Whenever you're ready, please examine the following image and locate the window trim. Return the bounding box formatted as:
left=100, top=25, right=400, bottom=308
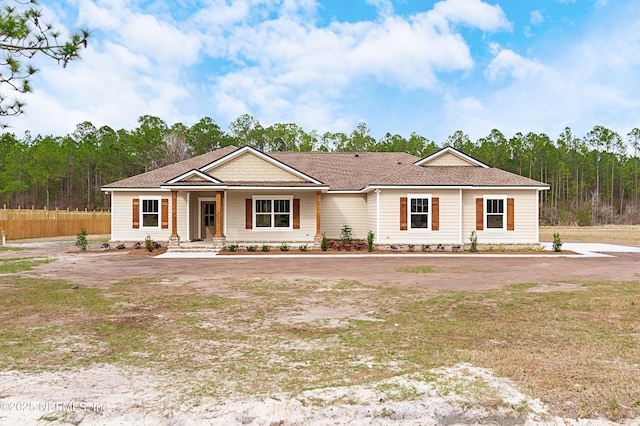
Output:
left=483, top=194, right=507, bottom=231
left=407, top=193, right=432, bottom=232
left=140, top=196, right=162, bottom=230
left=252, top=195, right=294, bottom=231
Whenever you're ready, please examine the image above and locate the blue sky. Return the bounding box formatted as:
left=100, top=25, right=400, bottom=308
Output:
left=6, top=0, right=640, bottom=144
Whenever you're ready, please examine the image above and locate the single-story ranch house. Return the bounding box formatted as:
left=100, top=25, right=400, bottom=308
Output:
left=102, top=145, right=549, bottom=250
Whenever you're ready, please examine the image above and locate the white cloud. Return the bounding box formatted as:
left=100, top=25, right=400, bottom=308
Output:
left=443, top=5, right=640, bottom=141
left=595, top=0, right=609, bottom=8
left=365, top=0, right=394, bottom=17
left=530, top=10, right=544, bottom=25
left=485, top=49, right=552, bottom=81
left=431, top=0, right=512, bottom=32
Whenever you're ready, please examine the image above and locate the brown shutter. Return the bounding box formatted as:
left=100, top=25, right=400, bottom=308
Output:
left=132, top=198, right=140, bottom=229
left=245, top=199, right=252, bottom=229
left=431, top=197, right=439, bottom=231
left=400, top=197, right=407, bottom=230
left=507, top=198, right=515, bottom=231
left=161, top=198, right=169, bottom=229
left=293, top=198, right=300, bottom=229
left=476, top=198, right=484, bottom=230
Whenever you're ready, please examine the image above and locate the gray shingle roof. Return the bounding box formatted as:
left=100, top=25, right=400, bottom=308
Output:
left=103, top=146, right=548, bottom=191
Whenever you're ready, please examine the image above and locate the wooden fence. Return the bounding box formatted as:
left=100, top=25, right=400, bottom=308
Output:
left=0, top=208, right=111, bottom=240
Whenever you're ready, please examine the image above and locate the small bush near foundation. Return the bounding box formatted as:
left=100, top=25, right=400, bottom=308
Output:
left=227, top=244, right=238, bottom=252
left=247, top=245, right=258, bottom=252
left=553, top=231, right=563, bottom=252
left=75, top=228, right=88, bottom=252
left=300, top=244, right=308, bottom=252
left=366, top=230, right=375, bottom=252
left=340, top=224, right=353, bottom=244
left=261, top=245, right=270, bottom=252
left=144, top=235, right=154, bottom=252
left=280, top=243, right=289, bottom=252
left=497, top=244, right=506, bottom=252
left=321, top=234, right=329, bottom=251
left=469, top=231, right=478, bottom=253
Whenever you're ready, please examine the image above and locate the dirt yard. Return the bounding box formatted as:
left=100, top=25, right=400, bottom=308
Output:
left=0, top=236, right=639, bottom=425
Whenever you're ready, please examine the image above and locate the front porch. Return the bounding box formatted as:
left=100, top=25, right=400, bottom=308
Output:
left=167, top=189, right=324, bottom=252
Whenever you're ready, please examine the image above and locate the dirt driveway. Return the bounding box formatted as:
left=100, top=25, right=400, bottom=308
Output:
left=25, top=243, right=640, bottom=292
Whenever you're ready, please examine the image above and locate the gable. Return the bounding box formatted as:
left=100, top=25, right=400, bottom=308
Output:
left=415, top=147, right=488, bottom=168
left=210, top=152, right=307, bottom=182
left=422, top=152, right=476, bottom=167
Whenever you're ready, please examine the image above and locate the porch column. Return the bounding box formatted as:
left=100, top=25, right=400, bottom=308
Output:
left=315, top=192, right=322, bottom=237
left=314, top=192, right=322, bottom=248
left=169, top=190, right=180, bottom=246
left=215, top=191, right=224, bottom=238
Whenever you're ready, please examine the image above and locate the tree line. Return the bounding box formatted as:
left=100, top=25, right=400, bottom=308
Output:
left=1, top=113, right=639, bottom=225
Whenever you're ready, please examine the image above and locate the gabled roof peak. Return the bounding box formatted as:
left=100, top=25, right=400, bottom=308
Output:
left=414, top=146, right=489, bottom=168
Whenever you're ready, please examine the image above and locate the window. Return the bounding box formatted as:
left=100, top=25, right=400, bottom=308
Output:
left=254, top=196, right=292, bottom=230
left=408, top=194, right=431, bottom=231
left=485, top=196, right=506, bottom=230
left=141, top=197, right=160, bottom=228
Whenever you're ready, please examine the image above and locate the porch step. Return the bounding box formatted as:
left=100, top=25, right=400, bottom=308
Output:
left=167, top=243, right=221, bottom=253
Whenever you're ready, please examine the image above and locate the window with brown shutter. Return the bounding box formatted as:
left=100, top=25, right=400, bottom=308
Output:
left=400, top=197, right=407, bottom=230
left=161, top=198, right=169, bottom=229
left=132, top=198, right=140, bottom=229
left=507, top=198, right=515, bottom=231
left=293, top=198, right=300, bottom=229
left=245, top=199, right=252, bottom=229
left=431, top=197, right=439, bottom=231
left=476, top=198, right=484, bottom=230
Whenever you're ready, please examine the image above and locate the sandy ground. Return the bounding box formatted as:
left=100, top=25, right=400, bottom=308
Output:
left=1, top=240, right=640, bottom=425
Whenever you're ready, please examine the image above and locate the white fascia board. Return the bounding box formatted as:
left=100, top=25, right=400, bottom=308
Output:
left=362, top=185, right=549, bottom=193
left=414, top=146, right=489, bottom=168
left=472, top=186, right=550, bottom=191
left=200, top=146, right=324, bottom=185
left=101, top=187, right=171, bottom=192
left=165, top=169, right=222, bottom=184
left=362, top=185, right=474, bottom=193
left=227, top=185, right=329, bottom=192
left=160, top=185, right=229, bottom=190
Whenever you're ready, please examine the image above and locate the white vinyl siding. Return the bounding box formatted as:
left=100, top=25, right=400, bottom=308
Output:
left=378, top=189, right=460, bottom=244
left=463, top=190, right=539, bottom=244
left=320, top=193, right=368, bottom=239
left=225, top=191, right=314, bottom=243
left=211, top=152, right=305, bottom=182
left=110, top=191, right=172, bottom=241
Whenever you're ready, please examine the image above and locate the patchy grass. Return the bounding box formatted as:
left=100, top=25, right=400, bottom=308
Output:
left=0, top=246, right=25, bottom=252
left=396, top=265, right=435, bottom=274
left=540, top=225, right=640, bottom=245
left=0, top=257, right=54, bottom=273
left=0, top=275, right=638, bottom=421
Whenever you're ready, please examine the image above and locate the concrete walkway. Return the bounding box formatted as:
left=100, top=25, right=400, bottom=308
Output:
left=155, top=242, right=640, bottom=259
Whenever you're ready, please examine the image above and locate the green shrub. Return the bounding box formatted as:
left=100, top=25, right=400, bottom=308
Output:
left=366, top=230, right=375, bottom=252
left=145, top=235, right=154, bottom=252
left=483, top=245, right=494, bottom=252
left=340, top=224, right=352, bottom=244
left=299, top=244, right=308, bottom=252
left=75, top=228, right=88, bottom=251
left=497, top=244, right=506, bottom=252
left=321, top=234, right=328, bottom=251
left=280, top=243, right=289, bottom=252
left=553, top=231, right=563, bottom=252
left=247, top=245, right=258, bottom=252
left=227, top=244, right=238, bottom=252
left=469, top=231, right=478, bottom=253
left=261, top=245, right=270, bottom=252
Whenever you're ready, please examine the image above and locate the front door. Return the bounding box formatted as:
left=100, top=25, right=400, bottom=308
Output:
left=202, top=202, right=216, bottom=239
